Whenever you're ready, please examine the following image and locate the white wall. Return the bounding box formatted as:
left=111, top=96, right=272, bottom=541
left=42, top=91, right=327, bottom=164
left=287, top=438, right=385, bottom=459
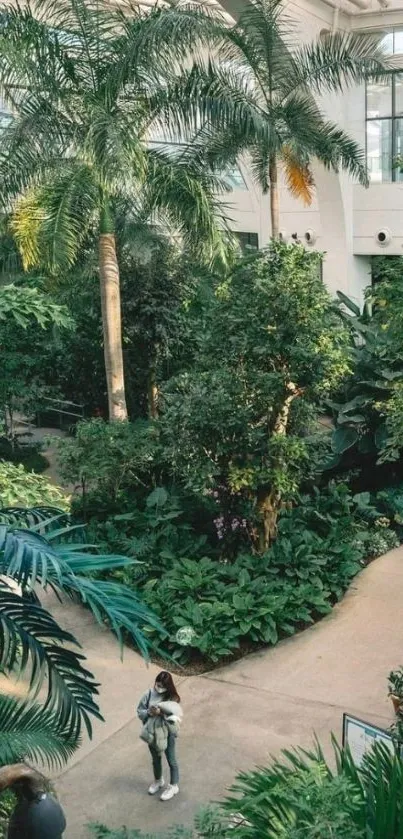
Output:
left=220, top=0, right=403, bottom=300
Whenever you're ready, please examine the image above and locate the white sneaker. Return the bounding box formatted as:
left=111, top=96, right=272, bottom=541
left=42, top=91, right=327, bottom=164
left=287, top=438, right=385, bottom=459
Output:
left=148, top=778, right=164, bottom=795
left=160, top=784, right=179, bottom=801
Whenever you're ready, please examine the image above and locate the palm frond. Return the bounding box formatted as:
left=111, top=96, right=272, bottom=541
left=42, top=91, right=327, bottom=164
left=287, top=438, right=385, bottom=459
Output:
left=0, top=587, right=102, bottom=738
left=0, top=694, right=79, bottom=768
left=224, top=0, right=294, bottom=99
left=0, top=4, right=78, bottom=96
left=148, top=58, right=266, bottom=151
left=144, top=146, right=234, bottom=267
left=0, top=506, right=70, bottom=532
left=12, top=166, right=98, bottom=272
left=110, top=1, right=226, bottom=96
left=282, top=147, right=314, bottom=204
left=51, top=575, right=161, bottom=659
left=284, top=31, right=392, bottom=98
left=310, top=121, right=369, bottom=186
left=279, top=92, right=368, bottom=186
left=250, top=142, right=271, bottom=193
left=0, top=509, right=163, bottom=657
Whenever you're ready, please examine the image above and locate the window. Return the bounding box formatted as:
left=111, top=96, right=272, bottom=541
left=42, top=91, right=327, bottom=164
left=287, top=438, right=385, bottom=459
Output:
left=379, top=29, right=403, bottom=54
left=235, top=232, right=258, bottom=252
left=148, top=138, right=247, bottom=191
left=366, top=74, right=403, bottom=182
left=222, top=165, right=247, bottom=190
left=0, top=95, right=12, bottom=130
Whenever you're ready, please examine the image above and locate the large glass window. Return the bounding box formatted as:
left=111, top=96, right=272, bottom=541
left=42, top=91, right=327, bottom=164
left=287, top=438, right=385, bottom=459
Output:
left=366, top=73, right=403, bottom=182
left=366, top=28, right=403, bottom=181
left=379, top=29, right=403, bottom=54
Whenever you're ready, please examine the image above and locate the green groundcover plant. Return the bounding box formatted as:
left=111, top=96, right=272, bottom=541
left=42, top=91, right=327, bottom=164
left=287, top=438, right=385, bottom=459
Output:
left=94, top=483, right=398, bottom=665
left=88, top=740, right=403, bottom=838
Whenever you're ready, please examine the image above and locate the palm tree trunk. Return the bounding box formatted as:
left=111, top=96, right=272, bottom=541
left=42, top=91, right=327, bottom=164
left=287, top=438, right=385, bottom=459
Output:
left=99, top=205, right=128, bottom=422
left=269, top=154, right=280, bottom=239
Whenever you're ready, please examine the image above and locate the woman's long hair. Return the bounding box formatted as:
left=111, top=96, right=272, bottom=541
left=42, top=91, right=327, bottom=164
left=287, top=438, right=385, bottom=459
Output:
left=155, top=671, right=180, bottom=702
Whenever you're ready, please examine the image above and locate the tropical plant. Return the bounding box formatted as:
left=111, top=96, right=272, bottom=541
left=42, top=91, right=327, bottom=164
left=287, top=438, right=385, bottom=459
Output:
left=0, top=283, right=69, bottom=330
left=0, top=0, right=231, bottom=421
left=0, top=791, right=15, bottom=839
left=375, top=484, right=403, bottom=539
left=89, top=741, right=403, bottom=839
left=219, top=739, right=403, bottom=838
left=325, top=291, right=403, bottom=475
left=0, top=461, right=69, bottom=508
left=183, top=0, right=389, bottom=236
left=105, top=484, right=371, bottom=665
left=53, top=418, right=161, bottom=507
left=162, top=242, right=350, bottom=550
left=0, top=279, right=72, bottom=446
left=0, top=505, right=162, bottom=768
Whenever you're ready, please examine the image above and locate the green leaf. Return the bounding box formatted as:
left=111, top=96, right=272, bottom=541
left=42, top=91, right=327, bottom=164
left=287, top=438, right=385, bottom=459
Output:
left=0, top=588, right=102, bottom=739
left=146, top=487, right=169, bottom=508
left=0, top=694, right=79, bottom=768
left=337, top=290, right=361, bottom=317
left=375, top=423, right=389, bottom=450
left=332, top=427, right=359, bottom=454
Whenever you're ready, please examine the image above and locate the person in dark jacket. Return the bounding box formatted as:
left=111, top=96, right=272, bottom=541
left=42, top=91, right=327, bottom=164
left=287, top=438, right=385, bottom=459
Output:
left=0, top=763, right=66, bottom=839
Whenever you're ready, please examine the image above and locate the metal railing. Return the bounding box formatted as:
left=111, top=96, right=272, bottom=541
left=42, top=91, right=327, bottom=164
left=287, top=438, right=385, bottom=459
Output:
left=36, top=397, right=84, bottom=428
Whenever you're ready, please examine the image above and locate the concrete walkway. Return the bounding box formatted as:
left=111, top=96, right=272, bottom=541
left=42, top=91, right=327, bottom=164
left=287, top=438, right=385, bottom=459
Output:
left=47, top=546, right=403, bottom=838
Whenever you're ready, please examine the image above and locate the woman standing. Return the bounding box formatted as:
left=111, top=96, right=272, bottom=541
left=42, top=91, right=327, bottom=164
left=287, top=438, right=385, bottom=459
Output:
left=137, top=671, right=182, bottom=801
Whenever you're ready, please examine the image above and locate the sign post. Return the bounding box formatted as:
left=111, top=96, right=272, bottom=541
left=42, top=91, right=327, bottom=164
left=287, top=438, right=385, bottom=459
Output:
left=342, top=713, right=395, bottom=767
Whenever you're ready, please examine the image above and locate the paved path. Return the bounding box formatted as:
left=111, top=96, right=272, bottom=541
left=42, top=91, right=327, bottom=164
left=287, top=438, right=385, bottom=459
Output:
left=46, top=546, right=403, bottom=838
left=14, top=420, right=71, bottom=488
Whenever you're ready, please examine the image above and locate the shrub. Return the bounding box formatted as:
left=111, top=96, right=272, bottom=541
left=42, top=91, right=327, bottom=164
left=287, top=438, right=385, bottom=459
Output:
left=89, top=482, right=399, bottom=666
left=135, top=489, right=370, bottom=663
left=55, top=418, right=161, bottom=511
left=376, top=484, right=403, bottom=538
left=90, top=741, right=403, bottom=839
left=85, top=487, right=214, bottom=575
left=353, top=527, right=399, bottom=559
left=161, top=242, right=350, bottom=551
left=0, top=460, right=68, bottom=509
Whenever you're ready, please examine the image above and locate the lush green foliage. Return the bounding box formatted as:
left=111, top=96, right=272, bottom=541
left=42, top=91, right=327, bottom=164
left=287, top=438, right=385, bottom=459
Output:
left=80, top=481, right=393, bottom=665
left=51, top=247, right=403, bottom=667
left=0, top=0, right=231, bottom=274
left=324, top=289, right=403, bottom=480
left=0, top=281, right=72, bottom=443
left=161, top=243, right=349, bottom=549
left=18, top=234, right=209, bottom=419
left=0, top=284, right=70, bottom=329
left=90, top=741, right=403, bottom=839
left=54, top=418, right=161, bottom=507
left=0, top=792, right=15, bottom=839
left=0, top=461, right=68, bottom=508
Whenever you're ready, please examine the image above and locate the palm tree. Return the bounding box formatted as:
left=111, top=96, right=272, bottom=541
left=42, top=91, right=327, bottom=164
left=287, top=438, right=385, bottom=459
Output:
left=0, top=0, right=229, bottom=420
left=183, top=0, right=389, bottom=238
left=0, top=504, right=162, bottom=768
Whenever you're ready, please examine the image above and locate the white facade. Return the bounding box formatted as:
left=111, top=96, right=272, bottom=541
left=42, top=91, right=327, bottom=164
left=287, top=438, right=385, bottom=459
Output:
left=222, top=0, right=403, bottom=300
left=2, top=0, right=403, bottom=300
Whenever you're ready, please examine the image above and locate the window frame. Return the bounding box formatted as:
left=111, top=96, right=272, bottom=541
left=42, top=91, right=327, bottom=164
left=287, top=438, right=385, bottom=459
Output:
left=365, top=72, right=403, bottom=183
